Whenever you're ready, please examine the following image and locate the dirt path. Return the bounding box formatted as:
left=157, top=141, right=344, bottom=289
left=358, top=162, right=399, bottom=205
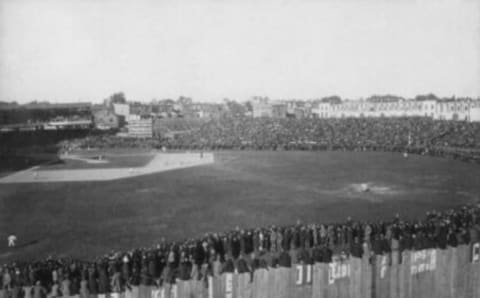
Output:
left=0, top=152, right=214, bottom=183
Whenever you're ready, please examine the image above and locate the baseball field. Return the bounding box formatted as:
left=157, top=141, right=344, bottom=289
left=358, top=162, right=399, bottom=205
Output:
left=0, top=150, right=479, bottom=263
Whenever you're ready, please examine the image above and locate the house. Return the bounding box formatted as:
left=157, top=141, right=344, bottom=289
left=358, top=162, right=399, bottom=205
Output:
left=93, top=107, right=119, bottom=130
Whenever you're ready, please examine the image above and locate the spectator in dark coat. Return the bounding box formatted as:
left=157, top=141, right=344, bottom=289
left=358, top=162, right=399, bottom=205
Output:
left=97, top=263, right=109, bottom=294
left=87, top=266, right=97, bottom=296
left=350, top=237, right=364, bottom=258
left=221, top=258, right=234, bottom=273
left=277, top=250, right=291, bottom=268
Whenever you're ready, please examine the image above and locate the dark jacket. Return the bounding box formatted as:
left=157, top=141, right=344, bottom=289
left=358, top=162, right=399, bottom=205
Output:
left=278, top=251, right=291, bottom=268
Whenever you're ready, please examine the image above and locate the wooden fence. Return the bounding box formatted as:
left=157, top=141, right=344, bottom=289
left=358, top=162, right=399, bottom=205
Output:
left=104, top=243, right=480, bottom=298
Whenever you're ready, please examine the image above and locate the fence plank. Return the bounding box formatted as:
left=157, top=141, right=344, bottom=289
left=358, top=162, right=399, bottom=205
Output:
left=390, top=250, right=400, bottom=298
left=236, top=273, right=252, bottom=298
left=456, top=245, right=469, bottom=298
left=400, top=251, right=411, bottom=298
left=450, top=246, right=460, bottom=298
left=138, top=285, right=150, bottom=298
left=292, top=266, right=304, bottom=298
left=433, top=249, right=448, bottom=298
left=410, top=251, right=420, bottom=298
left=336, top=262, right=350, bottom=298
left=251, top=268, right=268, bottom=298
left=311, top=263, right=324, bottom=298
left=315, top=263, right=331, bottom=298
left=302, top=264, right=314, bottom=298
left=266, top=268, right=277, bottom=298
left=272, top=267, right=291, bottom=298
left=348, top=258, right=361, bottom=298
left=162, top=284, right=172, bottom=298
left=474, top=251, right=480, bottom=298
left=196, top=279, right=208, bottom=298
left=362, top=255, right=372, bottom=298
left=376, top=254, right=391, bottom=298
left=216, top=274, right=224, bottom=298
left=225, top=273, right=234, bottom=298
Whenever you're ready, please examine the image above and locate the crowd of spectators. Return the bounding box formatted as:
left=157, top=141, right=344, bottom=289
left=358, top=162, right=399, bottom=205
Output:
left=67, top=117, right=480, bottom=163
left=1, top=205, right=479, bottom=298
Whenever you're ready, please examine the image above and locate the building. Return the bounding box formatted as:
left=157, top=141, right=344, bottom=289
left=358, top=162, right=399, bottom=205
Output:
left=126, top=118, right=153, bottom=138
left=435, top=100, right=471, bottom=121
left=310, top=98, right=479, bottom=122
left=191, top=103, right=224, bottom=119
left=0, top=102, right=92, bottom=126
left=44, top=119, right=92, bottom=130
left=312, top=102, right=333, bottom=118
left=470, top=106, right=480, bottom=122
left=130, top=102, right=152, bottom=117
left=151, top=100, right=176, bottom=117
left=272, top=103, right=287, bottom=118
left=421, top=100, right=436, bottom=118
left=252, top=97, right=272, bottom=118
left=113, top=103, right=130, bottom=117
left=93, top=107, right=119, bottom=130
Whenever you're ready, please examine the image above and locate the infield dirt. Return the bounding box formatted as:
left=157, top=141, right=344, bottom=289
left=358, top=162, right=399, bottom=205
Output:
left=0, top=152, right=213, bottom=183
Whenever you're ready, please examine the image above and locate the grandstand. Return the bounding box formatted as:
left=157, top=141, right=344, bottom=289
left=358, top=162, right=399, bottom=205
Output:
left=153, top=118, right=208, bottom=138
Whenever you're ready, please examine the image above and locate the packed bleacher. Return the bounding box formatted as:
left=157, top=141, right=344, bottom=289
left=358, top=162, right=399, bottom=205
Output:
left=68, top=117, right=480, bottom=163
left=0, top=205, right=479, bottom=297
left=0, top=130, right=100, bottom=174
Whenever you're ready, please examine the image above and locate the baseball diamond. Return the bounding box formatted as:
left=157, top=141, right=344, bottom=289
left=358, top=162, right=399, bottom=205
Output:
left=0, top=152, right=214, bottom=183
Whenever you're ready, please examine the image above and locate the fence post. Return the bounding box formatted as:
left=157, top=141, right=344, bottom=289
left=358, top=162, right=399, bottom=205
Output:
left=389, top=250, right=399, bottom=298
left=312, top=263, right=329, bottom=298
left=235, top=273, right=252, bottom=298
left=400, top=251, right=411, bottom=298
left=454, top=245, right=469, bottom=298
left=473, top=242, right=480, bottom=298
left=348, top=257, right=362, bottom=298
left=433, top=248, right=449, bottom=298
left=374, top=253, right=391, bottom=298
left=251, top=268, right=268, bottom=298
left=361, top=255, right=372, bottom=298
left=271, top=267, right=291, bottom=298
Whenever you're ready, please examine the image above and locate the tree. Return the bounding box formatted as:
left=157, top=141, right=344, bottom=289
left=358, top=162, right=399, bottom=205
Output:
left=321, top=95, right=342, bottom=103
left=109, top=92, right=127, bottom=104
left=177, top=96, right=193, bottom=106
left=245, top=101, right=253, bottom=112
left=414, top=93, right=438, bottom=101
left=223, top=99, right=247, bottom=117
left=366, top=94, right=405, bottom=102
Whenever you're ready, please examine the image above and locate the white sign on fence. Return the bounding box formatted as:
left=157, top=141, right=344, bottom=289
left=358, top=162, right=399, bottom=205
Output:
left=295, top=265, right=303, bottom=285
left=225, top=273, right=233, bottom=298
left=295, top=264, right=313, bottom=285
left=208, top=276, right=214, bottom=298
left=306, top=264, right=312, bottom=284
left=410, top=249, right=436, bottom=275
left=328, top=260, right=350, bottom=284
left=380, top=255, right=388, bottom=279
left=473, top=243, right=480, bottom=263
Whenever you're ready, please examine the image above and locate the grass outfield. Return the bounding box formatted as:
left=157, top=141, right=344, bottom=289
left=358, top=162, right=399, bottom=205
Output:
left=0, top=151, right=479, bottom=262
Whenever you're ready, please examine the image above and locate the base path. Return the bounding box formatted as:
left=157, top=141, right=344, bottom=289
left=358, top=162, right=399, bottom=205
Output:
left=0, top=152, right=214, bottom=183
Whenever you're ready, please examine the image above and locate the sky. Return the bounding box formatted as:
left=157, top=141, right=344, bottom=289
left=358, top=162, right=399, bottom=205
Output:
left=0, top=0, right=479, bottom=103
